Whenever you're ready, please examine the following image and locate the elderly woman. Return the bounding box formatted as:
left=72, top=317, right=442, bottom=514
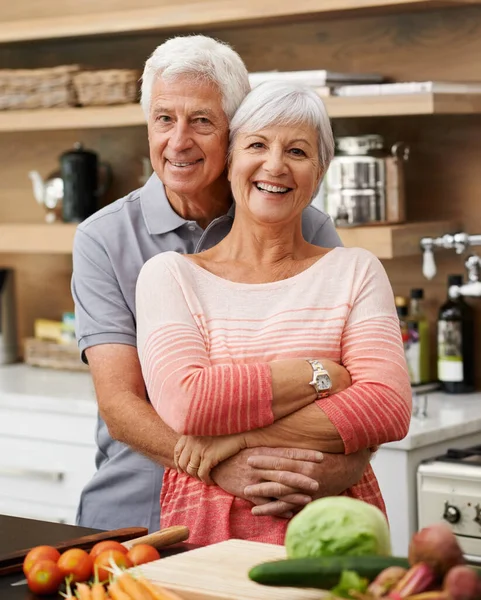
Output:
left=136, top=81, right=412, bottom=546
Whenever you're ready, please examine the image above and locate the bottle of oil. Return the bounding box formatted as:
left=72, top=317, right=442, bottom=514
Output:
left=437, top=274, right=475, bottom=394
left=406, top=288, right=430, bottom=385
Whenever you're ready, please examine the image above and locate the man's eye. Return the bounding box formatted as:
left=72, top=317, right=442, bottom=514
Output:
left=157, top=115, right=171, bottom=122
left=290, top=148, right=306, bottom=157
left=195, top=117, right=211, bottom=124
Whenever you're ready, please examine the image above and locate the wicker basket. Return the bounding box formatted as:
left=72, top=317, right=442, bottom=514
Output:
left=24, top=337, right=89, bottom=372
left=73, top=69, right=139, bottom=106
left=0, top=65, right=79, bottom=110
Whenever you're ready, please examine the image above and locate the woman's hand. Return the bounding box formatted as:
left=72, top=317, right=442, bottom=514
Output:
left=174, top=433, right=247, bottom=485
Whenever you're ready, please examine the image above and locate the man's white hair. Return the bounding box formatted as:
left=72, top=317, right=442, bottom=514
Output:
left=141, top=35, right=251, bottom=120
left=229, top=81, right=335, bottom=172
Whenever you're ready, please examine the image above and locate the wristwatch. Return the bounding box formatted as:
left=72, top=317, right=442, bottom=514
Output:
left=307, top=359, right=332, bottom=399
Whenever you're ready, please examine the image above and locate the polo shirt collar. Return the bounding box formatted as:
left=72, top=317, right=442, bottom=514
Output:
left=140, top=173, right=188, bottom=235
left=140, top=172, right=235, bottom=234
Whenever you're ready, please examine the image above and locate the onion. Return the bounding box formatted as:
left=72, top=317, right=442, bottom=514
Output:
left=443, top=565, right=481, bottom=600
left=408, top=523, right=465, bottom=577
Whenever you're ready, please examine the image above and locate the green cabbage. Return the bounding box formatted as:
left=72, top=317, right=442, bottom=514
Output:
left=285, top=496, right=391, bottom=558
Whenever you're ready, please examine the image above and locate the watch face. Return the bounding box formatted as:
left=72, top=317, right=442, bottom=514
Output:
left=316, top=374, right=331, bottom=391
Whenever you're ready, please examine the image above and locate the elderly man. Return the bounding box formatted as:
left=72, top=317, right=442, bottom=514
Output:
left=72, top=34, right=370, bottom=533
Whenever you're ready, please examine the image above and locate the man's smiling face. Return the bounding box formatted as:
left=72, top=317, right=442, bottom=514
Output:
left=148, top=74, right=230, bottom=198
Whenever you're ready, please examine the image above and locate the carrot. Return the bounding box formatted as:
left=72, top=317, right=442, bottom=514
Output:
left=107, top=580, right=132, bottom=600
left=90, top=563, right=107, bottom=600
left=137, top=577, right=185, bottom=600
left=91, top=582, right=107, bottom=600
left=116, top=572, right=152, bottom=600
left=76, top=582, right=92, bottom=600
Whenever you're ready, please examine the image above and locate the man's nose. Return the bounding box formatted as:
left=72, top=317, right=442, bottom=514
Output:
left=264, top=149, right=288, bottom=176
left=168, top=122, right=194, bottom=152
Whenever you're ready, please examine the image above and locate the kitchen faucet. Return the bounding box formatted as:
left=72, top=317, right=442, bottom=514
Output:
left=420, top=232, right=481, bottom=298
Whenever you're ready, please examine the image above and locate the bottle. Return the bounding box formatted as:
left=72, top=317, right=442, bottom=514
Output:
left=406, top=288, right=430, bottom=385
left=437, top=275, right=475, bottom=394
left=395, top=296, right=414, bottom=381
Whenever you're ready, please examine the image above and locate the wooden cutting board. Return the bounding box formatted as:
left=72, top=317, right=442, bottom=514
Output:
left=138, top=539, right=328, bottom=599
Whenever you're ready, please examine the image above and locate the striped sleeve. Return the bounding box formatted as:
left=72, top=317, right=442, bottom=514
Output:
left=136, top=255, right=274, bottom=436
left=316, top=254, right=412, bottom=454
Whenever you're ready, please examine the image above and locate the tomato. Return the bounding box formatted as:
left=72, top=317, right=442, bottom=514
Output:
left=127, top=544, right=161, bottom=566
left=57, top=548, right=93, bottom=583
left=23, top=545, right=61, bottom=577
left=27, top=559, right=63, bottom=595
left=94, top=549, right=133, bottom=581
left=89, top=540, right=128, bottom=561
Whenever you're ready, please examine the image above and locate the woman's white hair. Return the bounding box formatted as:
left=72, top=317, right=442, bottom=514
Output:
left=141, top=35, right=251, bottom=121
left=229, top=81, right=335, bottom=172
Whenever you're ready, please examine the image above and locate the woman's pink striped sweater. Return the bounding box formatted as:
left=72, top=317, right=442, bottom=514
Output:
left=136, top=247, right=412, bottom=546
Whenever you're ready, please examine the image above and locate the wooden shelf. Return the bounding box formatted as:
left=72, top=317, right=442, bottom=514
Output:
left=0, top=105, right=145, bottom=133
left=0, top=223, right=77, bottom=254
left=324, top=91, right=481, bottom=117
left=0, top=0, right=476, bottom=44
left=0, top=220, right=457, bottom=258
left=337, top=220, right=458, bottom=259
left=2, top=91, right=481, bottom=133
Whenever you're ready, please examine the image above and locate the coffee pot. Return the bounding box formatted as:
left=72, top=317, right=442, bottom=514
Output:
left=29, top=142, right=112, bottom=223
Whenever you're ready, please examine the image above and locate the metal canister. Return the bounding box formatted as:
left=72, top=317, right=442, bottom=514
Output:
left=321, top=134, right=409, bottom=227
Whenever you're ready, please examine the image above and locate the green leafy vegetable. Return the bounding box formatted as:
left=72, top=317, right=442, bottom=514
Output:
left=330, top=570, right=368, bottom=599
left=285, top=496, right=392, bottom=559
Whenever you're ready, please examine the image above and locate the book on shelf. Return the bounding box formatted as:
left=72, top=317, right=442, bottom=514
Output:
left=248, top=69, right=385, bottom=88
left=334, top=81, right=481, bottom=96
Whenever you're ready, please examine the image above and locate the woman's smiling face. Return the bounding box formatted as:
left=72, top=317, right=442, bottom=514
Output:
left=228, top=123, right=322, bottom=226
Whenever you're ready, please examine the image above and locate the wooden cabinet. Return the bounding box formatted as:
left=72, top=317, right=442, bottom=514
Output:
left=0, top=365, right=97, bottom=524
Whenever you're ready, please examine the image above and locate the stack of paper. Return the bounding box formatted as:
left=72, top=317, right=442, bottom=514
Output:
left=334, top=81, right=481, bottom=96
left=248, top=70, right=385, bottom=93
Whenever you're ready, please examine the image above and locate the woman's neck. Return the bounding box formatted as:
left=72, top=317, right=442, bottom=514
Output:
left=213, top=212, right=312, bottom=267
left=166, top=177, right=232, bottom=229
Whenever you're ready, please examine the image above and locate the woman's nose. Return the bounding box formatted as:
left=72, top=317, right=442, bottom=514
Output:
left=264, top=150, right=287, bottom=176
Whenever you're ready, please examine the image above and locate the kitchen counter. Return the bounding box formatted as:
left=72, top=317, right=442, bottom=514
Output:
left=386, top=391, right=481, bottom=451
left=0, top=363, right=96, bottom=416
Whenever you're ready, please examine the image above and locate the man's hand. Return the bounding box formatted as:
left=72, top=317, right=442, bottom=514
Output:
left=244, top=448, right=372, bottom=516
left=212, top=447, right=324, bottom=517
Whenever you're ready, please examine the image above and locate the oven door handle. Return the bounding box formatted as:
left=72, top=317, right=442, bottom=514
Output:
left=464, top=553, right=481, bottom=566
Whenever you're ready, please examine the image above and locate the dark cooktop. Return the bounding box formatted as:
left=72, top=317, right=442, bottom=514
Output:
left=425, top=445, right=481, bottom=467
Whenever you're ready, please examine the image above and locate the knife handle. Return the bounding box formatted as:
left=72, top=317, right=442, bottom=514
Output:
left=122, top=526, right=189, bottom=550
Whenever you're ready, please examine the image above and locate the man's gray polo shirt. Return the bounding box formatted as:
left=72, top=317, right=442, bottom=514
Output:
left=71, top=173, right=342, bottom=533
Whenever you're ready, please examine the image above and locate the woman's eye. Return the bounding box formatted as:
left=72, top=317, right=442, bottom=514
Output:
left=289, top=147, right=306, bottom=157
left=249, top=142, right=264, bottom=149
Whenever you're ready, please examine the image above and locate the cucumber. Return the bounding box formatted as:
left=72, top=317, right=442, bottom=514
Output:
left=249, top=555, right=410, bottom=589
